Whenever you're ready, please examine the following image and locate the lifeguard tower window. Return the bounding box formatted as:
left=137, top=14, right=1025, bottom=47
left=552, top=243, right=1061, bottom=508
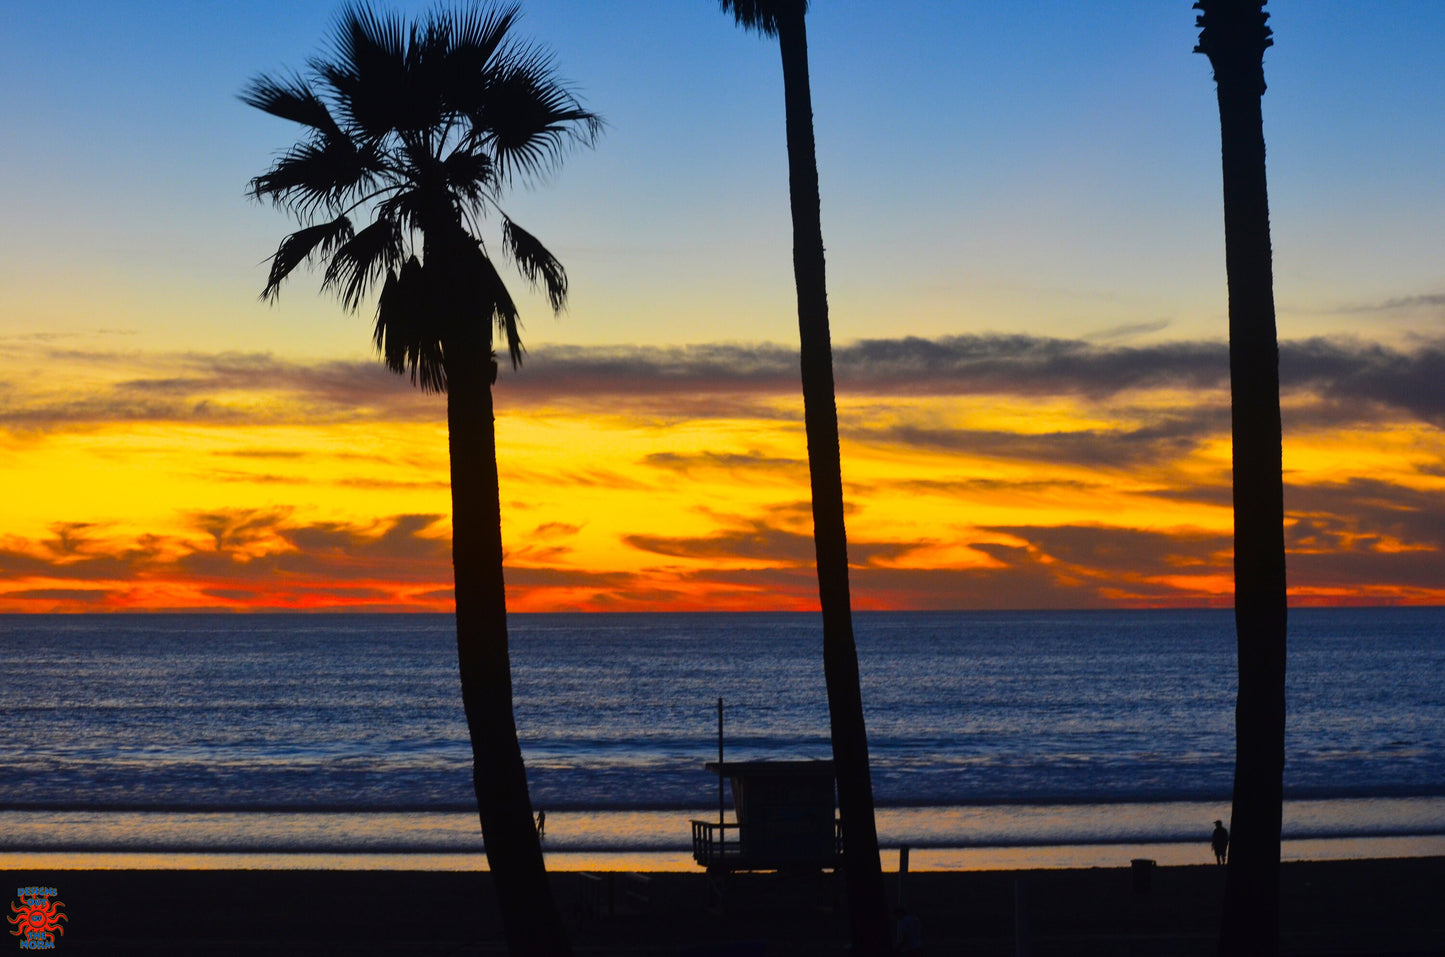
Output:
left=691, top=760, right=840, bottom=872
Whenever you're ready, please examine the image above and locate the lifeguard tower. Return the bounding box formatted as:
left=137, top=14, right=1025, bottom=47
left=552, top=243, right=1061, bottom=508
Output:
left=690, top=700, right=841, bottom=911
left=691, top=759, right=841, bottom=873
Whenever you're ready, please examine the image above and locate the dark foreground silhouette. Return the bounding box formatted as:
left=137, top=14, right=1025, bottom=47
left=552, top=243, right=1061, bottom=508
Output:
left=11, top=859, right=1440, bottom=955
left=1195, top=2, right=1290, bottom=952
left=716, top=1, right=889, bottom=951
left=243, top=4, right=599, bottom=954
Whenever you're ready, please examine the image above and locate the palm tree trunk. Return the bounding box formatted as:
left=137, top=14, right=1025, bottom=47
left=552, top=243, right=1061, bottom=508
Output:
left=446, top=337, right=571, bottom=957
left=774, top=10, right=890, bottom=955
left=1200, top=4, right=1288, bottom=952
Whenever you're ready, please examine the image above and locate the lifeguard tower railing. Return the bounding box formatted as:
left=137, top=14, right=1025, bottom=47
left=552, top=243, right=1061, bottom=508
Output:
left=690, top=817, right=842, bottom=869
left=690, top=819, right=743, bottom=867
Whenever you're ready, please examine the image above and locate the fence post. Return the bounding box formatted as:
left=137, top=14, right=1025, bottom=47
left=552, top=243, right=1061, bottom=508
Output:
left=898, top=845, right=910, bottom=908
left=1014, top=876, right=1031, bottom=957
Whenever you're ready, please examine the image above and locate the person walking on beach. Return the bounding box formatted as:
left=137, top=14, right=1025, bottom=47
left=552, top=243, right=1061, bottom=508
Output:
left=535, top=809, right=546, bottom=839
left=1212, top=819, right=1229, bottom=865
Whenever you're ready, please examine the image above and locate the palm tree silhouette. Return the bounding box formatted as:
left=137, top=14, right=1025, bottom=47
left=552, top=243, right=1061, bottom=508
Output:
left=1195, top=2, right=1287, bottom=953
left=716, top=2, right=889, bottom=952
left=243, top=5, right=598, bottom=953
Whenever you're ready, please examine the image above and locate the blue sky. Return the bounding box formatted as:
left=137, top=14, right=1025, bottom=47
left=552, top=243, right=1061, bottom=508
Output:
left=2, top=1, right=1441, bottom=358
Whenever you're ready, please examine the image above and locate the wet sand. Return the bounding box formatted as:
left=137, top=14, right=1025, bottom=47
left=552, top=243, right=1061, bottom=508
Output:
left=5, top=856, right=1442, bottom=955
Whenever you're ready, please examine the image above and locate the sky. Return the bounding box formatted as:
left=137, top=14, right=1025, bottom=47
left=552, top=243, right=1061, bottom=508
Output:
left=0, top=1, right=1442, bottom=612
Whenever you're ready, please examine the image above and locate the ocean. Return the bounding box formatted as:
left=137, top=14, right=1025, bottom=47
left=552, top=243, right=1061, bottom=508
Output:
left=3, top=608, right=1443, bottom=870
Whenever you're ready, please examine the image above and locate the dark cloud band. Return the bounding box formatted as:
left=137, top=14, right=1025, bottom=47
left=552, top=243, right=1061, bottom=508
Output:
left=5, top=334, right=1444, bottom=430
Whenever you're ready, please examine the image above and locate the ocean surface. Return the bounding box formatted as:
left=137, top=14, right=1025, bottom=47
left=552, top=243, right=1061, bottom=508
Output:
left=3, top=608, right=1443, bottom=869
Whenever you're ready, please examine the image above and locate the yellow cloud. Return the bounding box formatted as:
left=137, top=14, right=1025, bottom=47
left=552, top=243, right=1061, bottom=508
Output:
left=3, top=337, right=1443, bottom=610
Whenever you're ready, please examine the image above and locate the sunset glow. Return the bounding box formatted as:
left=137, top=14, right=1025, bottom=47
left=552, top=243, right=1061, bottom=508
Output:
left=2, top=334, right=1441, bottom=612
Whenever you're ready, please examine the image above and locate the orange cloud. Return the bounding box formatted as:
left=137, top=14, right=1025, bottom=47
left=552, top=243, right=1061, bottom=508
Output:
left=1, top=334, right=1442, bottom=611
left=0, top=511, right=454, bottom=612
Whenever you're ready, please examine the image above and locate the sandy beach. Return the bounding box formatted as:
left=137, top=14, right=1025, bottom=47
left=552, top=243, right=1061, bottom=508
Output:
left=6, top=857, right=1442, bottom=955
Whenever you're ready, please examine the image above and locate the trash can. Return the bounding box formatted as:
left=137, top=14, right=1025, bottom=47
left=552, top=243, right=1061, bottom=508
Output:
left=1130, top=858, right=1155, bottom=894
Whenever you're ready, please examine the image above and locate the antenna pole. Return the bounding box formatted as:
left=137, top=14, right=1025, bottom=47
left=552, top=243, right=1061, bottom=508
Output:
left=717, top=697, right=725, bottom=827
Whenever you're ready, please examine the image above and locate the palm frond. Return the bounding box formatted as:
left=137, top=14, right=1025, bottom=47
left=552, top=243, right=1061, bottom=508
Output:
left=323, top=217, right=404, bottom=310
left=468, top=48, right=602, bottom=180
left=438, top=3, right=522, bottom=112
left=442, top=148, right=498, bottom=205
left=248, top=134, right=381, bottom=214
left=501, top=216, right=566, bottom=313
left=447, top=1, right=521, bottom=55
left=718, top=0, right=809, bottom=37
left=470, top=244, right=524, bottom=369
left=374, top=256, right=448, bottom=392
left=319, top=4, right=430, bottom=137
left=261, top=215, right=354, bottom=301
left=239, top=73, right=345, bottom=141
left=374, top=184, right=429, bottom=237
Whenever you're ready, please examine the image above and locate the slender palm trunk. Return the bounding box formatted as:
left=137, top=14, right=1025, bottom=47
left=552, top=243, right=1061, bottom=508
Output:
left=446, top=337, right=571, bottom=957
left=1200, top=5, right=1288, bottom=952
left=774, top=11, right=889, bottom=955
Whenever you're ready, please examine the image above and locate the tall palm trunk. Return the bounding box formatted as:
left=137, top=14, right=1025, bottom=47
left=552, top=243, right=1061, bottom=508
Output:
left=1196, top=3, right=1287, bottom=954
left=774, top=9, right=889, bottom=954
left=446, top=335, right=571, bottom=957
